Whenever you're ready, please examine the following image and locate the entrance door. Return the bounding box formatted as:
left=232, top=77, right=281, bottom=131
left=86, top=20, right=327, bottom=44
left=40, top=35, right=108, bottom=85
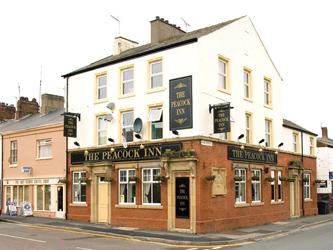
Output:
left=98, top=177, right=108, bottom=223
left=55, top=185, right=65, bottom=219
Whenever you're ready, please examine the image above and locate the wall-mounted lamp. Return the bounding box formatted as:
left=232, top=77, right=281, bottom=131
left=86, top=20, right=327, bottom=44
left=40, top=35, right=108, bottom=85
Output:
left=140, top=144, right=145, bottom=149
left=172, top=130, right=179, bottom=135
left=108, top=138, right=115, bottom=152
left=238, top=134, right=244, bottom=140
left=135, top=133, right=142, bottom=139
left=275, top=142, right=284, bottom=154
left=74, top=141, right=80, bottom=146
left=258, top=139, right=265, bottom=152
left=84, top=149, right=89, bottom=156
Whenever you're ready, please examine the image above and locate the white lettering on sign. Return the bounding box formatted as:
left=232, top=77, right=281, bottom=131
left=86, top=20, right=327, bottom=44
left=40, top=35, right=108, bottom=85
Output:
left=201, top=140, right=213, bottom=146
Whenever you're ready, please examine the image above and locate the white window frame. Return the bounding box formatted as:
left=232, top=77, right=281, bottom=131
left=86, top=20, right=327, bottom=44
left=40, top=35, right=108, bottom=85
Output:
left=97, top=75, right=107, bottom=100
left=293, top=133, right=298, bottom=153
left=11, top=141, right=17, bottom=165
left=265, top=120, right=271, bottom=147
left=246, top=114, right=251, bottom=143
left=147, top=107, right=163, bottom=140
left=304, top=173, right=310, bottom=200
left=235, top=169, right=246, bottom=204
left=36, top=185, right=51, bottom=211
left=119, top=169, right=136, bottom=204
left=150, top=61, right=162, bottom=89
left=310, top=137, right=314, bottom=155
left=251, top=169, right=261, bottom=202
left=220, top=132, right=228, bottom=140
left=219, top=59, right=227, bottom=90
left=271, top=170, right=275, bottom=201
left=97, top=116, right=107, bottom=146
left=37, top=139, right=52, bottom=159
left=73, top=171, right=86, bottom=203
left=278, top=171, right=282, bottom=201
left=122, top=68, right=134, bottom=95
left=142, top=168, right=161, bottom=205
left=121, top=111, right=134, bottom=142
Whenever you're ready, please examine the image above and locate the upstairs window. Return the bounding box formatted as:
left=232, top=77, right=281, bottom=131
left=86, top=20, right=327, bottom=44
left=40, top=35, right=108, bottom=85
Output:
left=97, top=116, right=107, bottom=146
left=150, top=61, right=162, bottom=89
left=122, top=111, right=133, bottom=142
left=37, top=139, right=52, bottom=158
left=293, top=133, right=298, bottom=153
left=147, top=107, right=163, bottom=140
left=97, top=75, right=107, bottom=100
left=245, top=113, right=252, bottom=143
left=219, top=59, right=227, bottom=90
left=11, top=141, right=17, bottom=165
left=264, top=79, right=271, bottom=106
left=265, top=119, right=272, bottom=147
left=244, top=69, right=251, bottom=99
left=122, top=68, right=134, bottom=95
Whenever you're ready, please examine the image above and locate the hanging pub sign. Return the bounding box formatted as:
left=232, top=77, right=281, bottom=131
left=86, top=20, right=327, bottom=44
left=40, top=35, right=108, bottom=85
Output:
left=176, top=177, right=190, bottom=219
left=63, top=112, right=80, bottom=138
left=209, top=103, right=232, bottom=134
left=169, top=76, right=193, bottom=131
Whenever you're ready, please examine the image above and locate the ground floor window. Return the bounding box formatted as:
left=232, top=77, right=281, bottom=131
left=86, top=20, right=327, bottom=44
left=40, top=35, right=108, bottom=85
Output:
left=36, top=185, right=51, bottom=210
left=251, top=169, right=261, bottom=202
left=73, top=171, right=87, bottom=203
left=278, top=171, right=282, bottom=201
left=142, top=168, right=161, bottom=204
left=271, top=170, right=275, bottom=201
left=235, top=169, right=246, bottom=203
left=6, top=185, right=29, bottom=206
left=119, top=169, right=136, bottom=204
left=304, top=173, right=310, bottom=199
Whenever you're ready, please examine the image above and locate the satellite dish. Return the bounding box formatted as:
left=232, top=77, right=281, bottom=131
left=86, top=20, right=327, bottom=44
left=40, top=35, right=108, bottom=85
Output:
left=104, top=113, right=113, bottom=122
left=106, top=102, right=115, bottom=110
left=133, top=118, right=142, bottom=133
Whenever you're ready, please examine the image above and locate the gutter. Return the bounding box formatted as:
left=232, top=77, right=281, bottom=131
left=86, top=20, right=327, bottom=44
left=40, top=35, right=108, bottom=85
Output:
left=65, top=77, right=69, bottom=220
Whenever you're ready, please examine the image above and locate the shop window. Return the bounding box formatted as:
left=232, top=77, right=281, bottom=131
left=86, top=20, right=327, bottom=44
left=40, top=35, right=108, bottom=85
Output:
left=12, top=186, right=29, bottom=207
left=142, top=168, right=161, bottom=205
left=10, top=141, right=17, bottom=165
left=37, top=139, right=52, bottom=158
left=119, top=169, right=136, bottom=204
left=304, top=173, right=310, bottom=199
left=73, top=171, right=86, bottom=203
left=271, top=170, right=275, bottom=201
left=235, top=169, right=246, bottom=203
left=251, top=169, right=261, bottom=202
left=147, top=107, right=163, bottom=140
left=36, top=185, right=51, bottom=210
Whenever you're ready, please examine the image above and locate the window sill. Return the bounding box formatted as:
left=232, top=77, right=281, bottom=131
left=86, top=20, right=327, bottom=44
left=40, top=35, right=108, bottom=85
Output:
left=218, top=88, right=231, bottom=95
left=115, top=204, right=138, bottom=209
left=94, top=98, right=108, bottom=105
left=243, top=97, right=253, bottom=103
left=9, top=164, right=18, bottom=168
left=234, top=203, right=250, bottom=208
left=118, top=93, right=135, bottom=99
left=70, top=203, right=88, bottom=207
left=138, top=205, right=163, bottom=209
left=263, top=104, right=273, bottom=110
left=271, top=201, right=284, bottom=205
left=305, top=199, right=313, bottom=203
left=36, top=157, right=53, bottom=161
left=146, top=87, right=165, bottom=94
left=250, top=202, right=264, bottom=206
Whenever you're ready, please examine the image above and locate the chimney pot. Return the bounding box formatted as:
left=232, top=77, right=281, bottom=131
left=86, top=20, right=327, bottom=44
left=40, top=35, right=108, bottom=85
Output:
left=322, top=127, right=328, bottom=138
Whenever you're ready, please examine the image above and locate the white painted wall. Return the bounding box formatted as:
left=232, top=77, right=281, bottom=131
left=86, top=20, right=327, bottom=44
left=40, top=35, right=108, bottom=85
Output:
left=317, top=147, right=333, bottom=194
left=67, top=17, right=284, bottom=151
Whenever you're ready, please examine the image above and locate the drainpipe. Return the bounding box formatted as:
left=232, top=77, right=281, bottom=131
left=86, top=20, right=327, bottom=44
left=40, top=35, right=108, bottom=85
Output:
left=301, top=131, right=305, bottom=216
left=65, top=77, right=69, bottom=220
left=0, top=133, right=3, bottom=214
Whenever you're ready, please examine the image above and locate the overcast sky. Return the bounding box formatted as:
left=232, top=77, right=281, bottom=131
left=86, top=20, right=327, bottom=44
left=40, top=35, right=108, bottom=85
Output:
left=1, top=0, right=332, bottom=136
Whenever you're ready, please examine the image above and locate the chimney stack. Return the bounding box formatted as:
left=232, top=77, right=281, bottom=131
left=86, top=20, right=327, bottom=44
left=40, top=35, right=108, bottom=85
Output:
left=150, top=16, right=185, bottom=44
left=16, top=97, right=39, bottom=119
left=322, top=127, right=328, bottom=138
left=41, top=93, right=64, bottom=115
left=113, top=37, right=138, bottom=56
left=0, top=103, right=16, bottom=122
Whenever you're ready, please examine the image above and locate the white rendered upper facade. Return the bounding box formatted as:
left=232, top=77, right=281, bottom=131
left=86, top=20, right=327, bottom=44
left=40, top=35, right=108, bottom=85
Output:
left=63, top=16, right=284, bottom=152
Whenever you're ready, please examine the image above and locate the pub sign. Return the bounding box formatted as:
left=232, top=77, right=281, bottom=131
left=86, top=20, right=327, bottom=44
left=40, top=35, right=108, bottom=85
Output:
left=169, top=76, right=193, bottom=131
left=176, top=177, right=190, bottom=219
left=212, top=103, right=231, bottom=133
left=64, top=115, right=77, bottom=138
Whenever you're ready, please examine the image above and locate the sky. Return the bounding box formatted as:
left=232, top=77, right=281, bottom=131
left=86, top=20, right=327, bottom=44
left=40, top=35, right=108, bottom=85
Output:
left=1, top=0, right=332, bottom=136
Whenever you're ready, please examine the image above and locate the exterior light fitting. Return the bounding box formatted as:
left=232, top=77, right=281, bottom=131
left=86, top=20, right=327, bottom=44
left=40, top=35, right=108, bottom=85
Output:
left=238, top=134, right=244, bottom=140
left=84, top=149, right=89, bottom=156
left=172, top=130, right=179, bottom=135
left=140, top=144, right=144, bottom=149
left=74, top=141, right=80, bottom=146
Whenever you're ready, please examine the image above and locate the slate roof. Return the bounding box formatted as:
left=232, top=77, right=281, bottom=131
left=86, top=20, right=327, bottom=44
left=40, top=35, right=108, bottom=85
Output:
left=283, top=119, right=317, bottom=136
left=0, top=109, right=64, bottom=133
left=317, top=136, right=333, bottom=147
left=62, top=16, right=245, bottom=78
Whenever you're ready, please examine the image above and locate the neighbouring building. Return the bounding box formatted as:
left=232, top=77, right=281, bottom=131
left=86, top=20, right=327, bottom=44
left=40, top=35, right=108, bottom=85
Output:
left=62, top=16, right=318, bottom=233
left=317, top=127, right=333, bottom=211
left=0, top=94, right=66, bottom=218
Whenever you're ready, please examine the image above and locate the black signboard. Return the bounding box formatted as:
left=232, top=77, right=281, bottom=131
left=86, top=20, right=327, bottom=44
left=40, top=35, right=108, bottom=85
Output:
left=71, top=143, right=182, bottom=165
left=176, top=177, right=190, bottom=219
left=213, top=106, right=230, bottom=133
left=228, top=146, right=277, bottom=164
left=169, top=76, right=193, bottom=131
left=64, top=115, right=77, bottom=138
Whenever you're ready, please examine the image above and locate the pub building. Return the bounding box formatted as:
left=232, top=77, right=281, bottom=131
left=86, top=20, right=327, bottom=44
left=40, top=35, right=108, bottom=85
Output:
left=63, top=16, right=318, bottom=233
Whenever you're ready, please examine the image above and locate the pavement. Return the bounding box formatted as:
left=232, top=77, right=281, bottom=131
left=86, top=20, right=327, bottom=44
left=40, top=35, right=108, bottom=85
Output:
left=1, top=213, right=333, bottom=246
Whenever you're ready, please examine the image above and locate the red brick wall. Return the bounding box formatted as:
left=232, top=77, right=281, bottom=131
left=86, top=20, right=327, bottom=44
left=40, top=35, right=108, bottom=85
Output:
left=0, top=103, right=15, bottom=121
left=16, top=97, right=39, bottom=119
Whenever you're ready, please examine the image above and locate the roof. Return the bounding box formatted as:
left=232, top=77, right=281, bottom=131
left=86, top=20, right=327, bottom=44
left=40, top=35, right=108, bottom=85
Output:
left=317, top=136, right=333, bottom=147
left=0, top=109, right=64, bottom=133
left=283, top=119, right=318, bottom=136
left=62, top=16, right=245, bottom=78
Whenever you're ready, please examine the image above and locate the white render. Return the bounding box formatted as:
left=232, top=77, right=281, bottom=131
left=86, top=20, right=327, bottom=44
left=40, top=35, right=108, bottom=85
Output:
left=67, top=16, right=285, bottom=151
left=317, top=147, right=332, bottom=194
